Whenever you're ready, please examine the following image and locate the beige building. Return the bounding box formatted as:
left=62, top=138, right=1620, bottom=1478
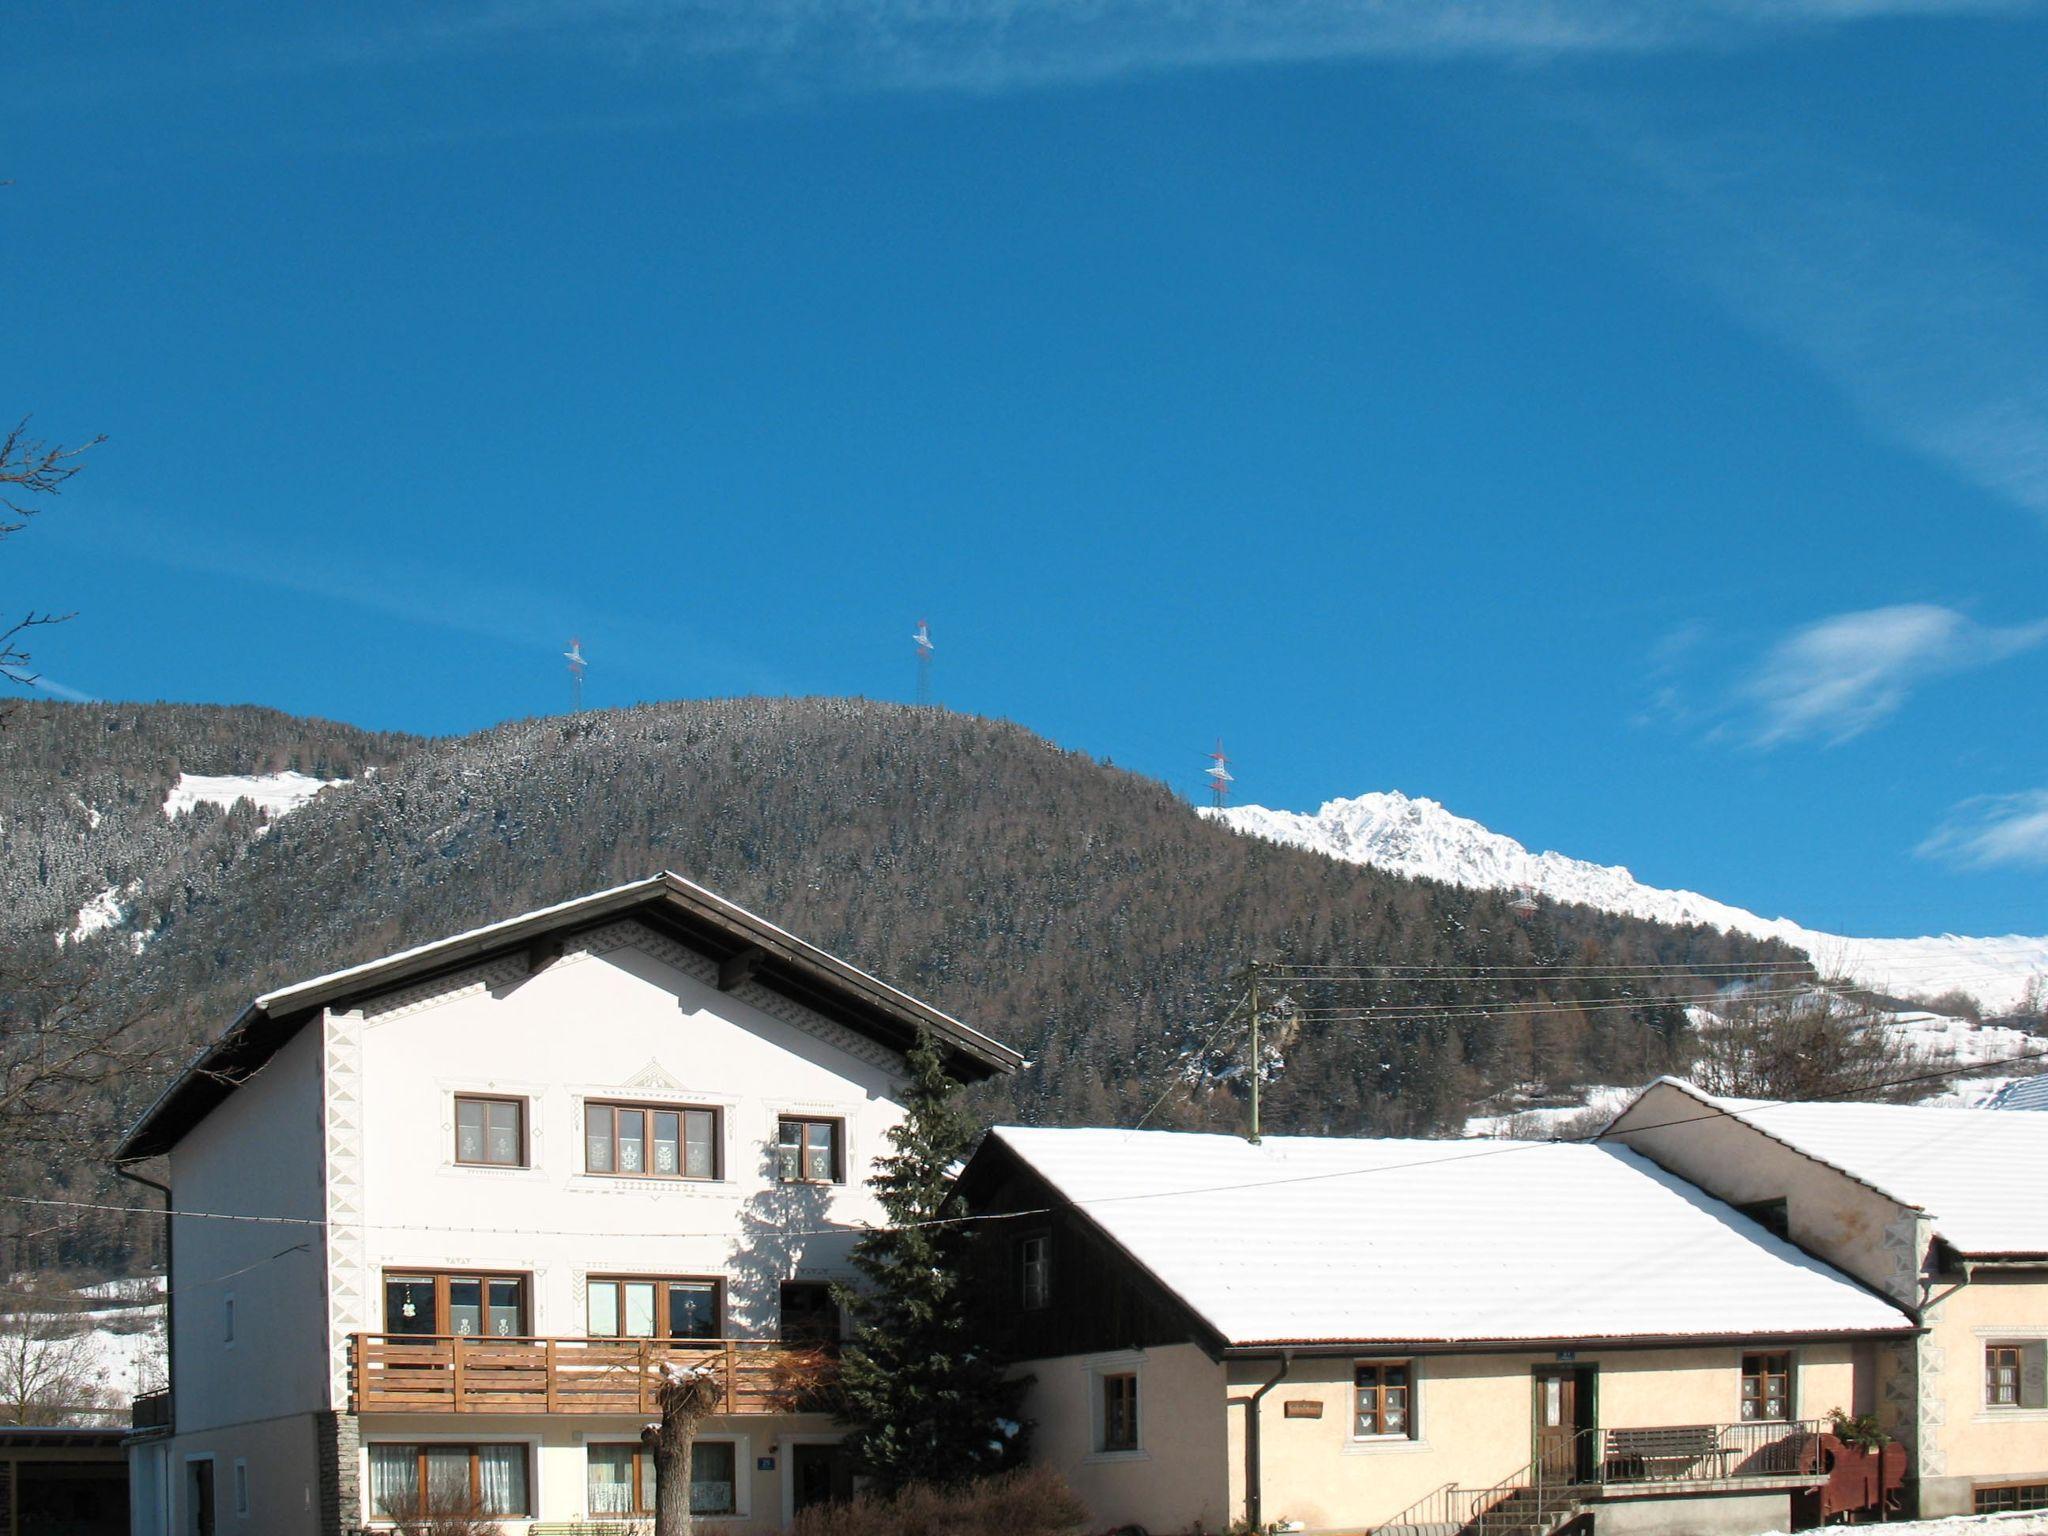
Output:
left=1605, top=1078, right=2048, bottom=1519
left=959, top=1126, right=1918, bottom=1536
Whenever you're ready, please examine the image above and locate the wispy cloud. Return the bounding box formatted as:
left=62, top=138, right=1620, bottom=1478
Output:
left=1742, top=603, right=2048, bottom=746
left=1597, top=126, right=2048, bottom=523
left=1920, top=789, right=2048, bottom=869
left=19, top=0, right=2033, bottom=117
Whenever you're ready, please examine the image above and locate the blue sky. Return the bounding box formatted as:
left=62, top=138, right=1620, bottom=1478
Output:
left=6, top=2, right=2046, bottom=940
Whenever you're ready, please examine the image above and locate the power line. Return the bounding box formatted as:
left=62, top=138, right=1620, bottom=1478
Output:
left=17, top=1041, right=2043, bottom=1246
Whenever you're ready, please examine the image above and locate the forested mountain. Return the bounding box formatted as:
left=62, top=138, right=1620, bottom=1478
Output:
left=3, top=696, right=1806, bottom=1279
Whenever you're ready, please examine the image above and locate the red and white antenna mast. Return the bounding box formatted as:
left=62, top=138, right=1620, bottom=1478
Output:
left=912, top=618, right=935, bottom=707
left=564, top=636, right=587, bottom=714
left=1206, top=739, right=1234, bottom=808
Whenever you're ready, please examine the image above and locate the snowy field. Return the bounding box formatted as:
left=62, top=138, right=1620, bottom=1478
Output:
left=162, top=769, right=345, bottom=820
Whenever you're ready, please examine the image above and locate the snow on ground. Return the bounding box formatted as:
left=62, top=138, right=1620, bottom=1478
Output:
left=1759, top=1515, right=2048, bottom=1536
left=1207, top=791, right=2048, bottom=1013
left=65, top=884, right=128, bottom=943
left=163, top=769, right=345, bottom=821
left=1465, top=1085, right=1635, bottom=1138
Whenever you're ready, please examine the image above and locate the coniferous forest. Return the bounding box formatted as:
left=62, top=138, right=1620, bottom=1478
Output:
left=1, top=696, right=1806, bottom=1281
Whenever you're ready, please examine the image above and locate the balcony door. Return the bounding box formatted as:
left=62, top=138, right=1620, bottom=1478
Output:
left=1533, top=1366, right=1596, bottom=1483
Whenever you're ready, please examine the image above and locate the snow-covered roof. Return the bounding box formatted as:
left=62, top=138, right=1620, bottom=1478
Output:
left=1989, top=1076, right=2048, bottom=1113
left=984, top=1126, right=1913, bottom=1347
left=1627, top=1079, right=2048, bottom=1257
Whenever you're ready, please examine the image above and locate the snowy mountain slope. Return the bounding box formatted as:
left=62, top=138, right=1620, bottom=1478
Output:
left=1207, top=792, right=2048, bottom=1013
left=162, top=769, right=346, bottom=820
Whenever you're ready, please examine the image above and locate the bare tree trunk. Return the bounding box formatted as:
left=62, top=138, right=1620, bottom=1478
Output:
left=643, top=1362, right=722, bottom=1536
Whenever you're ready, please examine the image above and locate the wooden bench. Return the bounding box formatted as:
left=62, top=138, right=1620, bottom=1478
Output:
left=1602, top=1425, right=1734, bottom=1483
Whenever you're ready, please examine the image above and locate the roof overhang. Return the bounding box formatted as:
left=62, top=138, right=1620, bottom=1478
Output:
left=1218, top=1325, right=1921, bottom=1358
left=117, top=872, right=1020, bottom=1163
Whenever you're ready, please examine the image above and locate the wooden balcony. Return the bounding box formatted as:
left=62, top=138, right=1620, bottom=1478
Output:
left=350, top=1334, right=832, bottom=1417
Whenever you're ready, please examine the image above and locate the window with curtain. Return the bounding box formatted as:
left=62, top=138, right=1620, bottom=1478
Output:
left=1355, top=1361, right=1415, bottom=1438
left=690, top=1441, right=737, bottom=1515
left=1100, top=1373, right=1139, bottom=1452
left=587, top=1444, right=642, bottom=1516
left=365, top=1444, right=529, bottom=1519
left=454, top=1096, right=525, bottom=1166
left=382, top=1272, right=527, bottom=1338
left=585, top=1101, right=719, bottom=1179
left=776, top=1118, right=842, bottom=1183
left=1741, top=1353, right=1793, bottom=1422
left=586, top=1277, right=722, bottom=1340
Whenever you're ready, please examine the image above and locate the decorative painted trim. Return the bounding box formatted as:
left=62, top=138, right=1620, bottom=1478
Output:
left=323, top=1007, right=370, bottom=1408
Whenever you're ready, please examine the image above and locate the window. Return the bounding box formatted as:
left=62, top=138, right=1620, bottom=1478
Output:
left=586, top=1276, right=722, bottom=1340
left=233, top=1460, right=249, bottom=1519
left=455, top=1096, right=526, bottom=1167
left=1736, top=1198, right=1790, bottom=1240
left=779, top=1282, right=841, bottom=1346
left=1989, top=1345, right=2024, bottom=1407
left=366, top=1444, right=530, bottom=1519
left=1976, top=1484, right=2048, bottom=1515
left=1741, top=1353, right=1793, bottom=1422
left=222, top=1294, right=236, bottom=1346
left=1018, top=1234, right=1051, bottom=1311
left=585, top=1101, right=719, bottom=1179
left=1100, top=1373, right=1139, bottom=1452
left=1355, top=1361, right=1415, bottom=1439
left=777, top=1118, right=843, bottom=1183
left=383, top=1272, right=529, bottom=1338
left=584, top=1442, right=737, bottom=1518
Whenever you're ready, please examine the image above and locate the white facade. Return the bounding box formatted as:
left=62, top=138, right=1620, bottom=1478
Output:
left=125, top=885, right=1011, bottom=1536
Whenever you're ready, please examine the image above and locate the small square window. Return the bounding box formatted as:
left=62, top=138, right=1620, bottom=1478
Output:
left=777, top=1118, right=843, bottom=1184
left=1355, top=1361, right=1415, bottom=1438
left=455, top=1096, right=526, bottom=1167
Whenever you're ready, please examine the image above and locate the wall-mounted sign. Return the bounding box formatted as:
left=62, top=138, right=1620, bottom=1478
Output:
left=1283, top=1399, right=1323, bottom=1419
left=1555, top=1351, right=1577, bottom=1362
left=757, top=1457, right=777, bottom=1471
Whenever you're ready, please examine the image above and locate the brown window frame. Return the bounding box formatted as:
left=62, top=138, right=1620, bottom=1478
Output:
left=1988, top=1344, right=2024, bottom=1408
left=1100, top=1372, right=1139, bottom=1453
left=382, top=1269, right=532, bottom=1339
left=1355, top=1360, right=1416, bottom=1439
left=366, top=1442, right=532, bottom=1519
left=584, top=1274, right=725, bottom=1341
left=453, top=1094, right=528, bottom=1168
left=1741, top=1352, right=1793, bottom=1423
left=777, top=1281, right=842, bottom=1346
left=583, top=1099, right=723, bottom=1181
left=776, top=1116, right=846, bottom=1185
left=1975, top=1482, right=2048, bottom=1515
left=585, top=1440, right=739, bottom=1518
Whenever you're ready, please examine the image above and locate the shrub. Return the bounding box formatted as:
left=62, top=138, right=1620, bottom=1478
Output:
left=380, top=1497, right=506, bottom=1536
left=787, top=1465, right=1086, bottom=1536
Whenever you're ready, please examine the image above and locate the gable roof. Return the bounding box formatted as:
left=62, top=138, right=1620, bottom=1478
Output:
left=1990, top=1075, right=2048, bottom=1113
left=1614, top=1077, right=2048, bottom=1258
left=980, top=1126, right=1914, bottom=1349
left=117, top=872, right=1021, bottom=1162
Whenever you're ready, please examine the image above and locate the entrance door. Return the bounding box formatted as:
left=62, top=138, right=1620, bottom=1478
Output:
left=1533, top=1368, right=1595, bottom=1483
left=186, top=1460, right=216, bottom=1536
left=790, top=1443, right=852, bottom=1514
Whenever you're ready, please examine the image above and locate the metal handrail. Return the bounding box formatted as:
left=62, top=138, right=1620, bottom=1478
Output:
left=1372, top=1420, right=1827, bottom=1536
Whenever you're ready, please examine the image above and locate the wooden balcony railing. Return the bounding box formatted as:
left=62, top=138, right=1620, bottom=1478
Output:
left=350, top=1334, right=834, bottom=1416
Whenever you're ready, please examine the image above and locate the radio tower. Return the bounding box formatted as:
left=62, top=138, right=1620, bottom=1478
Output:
left=912, top=618, right=934, bottom=707
left=564, top=637, right=587, bottom=714
left=1206, top=740, right=1234, bottom=808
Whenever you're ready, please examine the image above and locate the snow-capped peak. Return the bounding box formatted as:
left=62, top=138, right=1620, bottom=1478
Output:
left=1205, top=791, right=2048, bottom=1014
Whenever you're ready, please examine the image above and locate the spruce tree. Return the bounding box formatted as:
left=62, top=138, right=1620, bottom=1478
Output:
left=835, top=1028, right=1024, bottom=1489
